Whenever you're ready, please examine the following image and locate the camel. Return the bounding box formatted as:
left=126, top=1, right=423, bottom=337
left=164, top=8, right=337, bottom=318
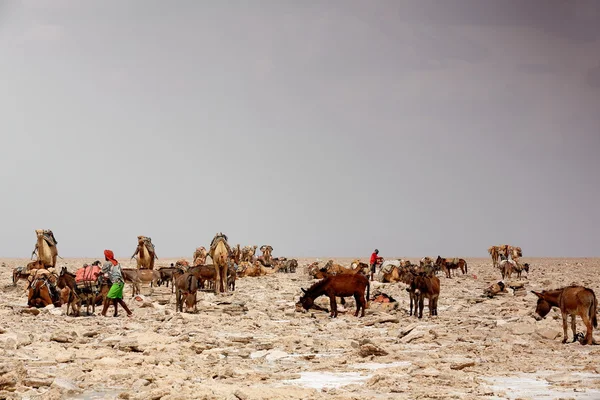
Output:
left=488, top=246, right=500, bottom=269
left=231, top=244, right=241, bottom=265
left=259, top=245, right=274, bottom=266
left=31, top=229, right=58, bottom=268
left=193, top=247, right=208, bottom=266
left=209, top=232, right=231, bottom=294
left=131, top=236, right=158, bottom=270
left=498, top=244, right=510, bottom=260
left=241, top=245, right=258, bottom=262
left=237, top=261, right=275, bottom=277
left=509, top=246, right=523, bottom=260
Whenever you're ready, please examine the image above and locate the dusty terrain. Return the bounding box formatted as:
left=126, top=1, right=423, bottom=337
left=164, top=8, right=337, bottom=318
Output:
left=1, top=256, right=600, bottom=400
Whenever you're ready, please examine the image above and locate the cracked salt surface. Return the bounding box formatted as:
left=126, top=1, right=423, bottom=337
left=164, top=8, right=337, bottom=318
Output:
left=350, top=361, right=412, bottom=370
left=282, top=362, right=413, bottom=390
left=484, top=373, right=600, bottom=400
left=282, top=371, right=371, bottom=389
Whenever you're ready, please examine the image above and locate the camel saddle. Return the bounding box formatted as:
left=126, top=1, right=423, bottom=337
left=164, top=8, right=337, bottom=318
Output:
left=210, top=234, right=232, bottom=256
left=43, top=230, right=58, bottom=247
left=142, top=237, right=155, bottom=254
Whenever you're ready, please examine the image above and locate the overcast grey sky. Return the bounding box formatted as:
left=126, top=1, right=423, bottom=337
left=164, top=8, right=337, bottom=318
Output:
left=1, top=0, right=599, bottom=258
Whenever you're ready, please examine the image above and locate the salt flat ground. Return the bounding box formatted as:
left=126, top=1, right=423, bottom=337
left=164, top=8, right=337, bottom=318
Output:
left=1, top=257, right=599, bottom=400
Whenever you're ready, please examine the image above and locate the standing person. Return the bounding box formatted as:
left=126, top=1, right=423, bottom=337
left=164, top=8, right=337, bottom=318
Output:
left=100, top=249, right=133, bottom=318
left=369, top=249, right=382, bottom=281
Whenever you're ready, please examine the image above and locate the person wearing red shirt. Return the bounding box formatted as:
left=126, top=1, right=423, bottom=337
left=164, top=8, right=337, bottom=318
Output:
left=369, top=249, right=382, bottom=281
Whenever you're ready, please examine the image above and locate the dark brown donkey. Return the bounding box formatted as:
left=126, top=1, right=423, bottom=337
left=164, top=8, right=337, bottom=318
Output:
left=410, top=272, right=441, bottom=318
left=532, top=286, right=598, bottom=345
left=435, top=256, right=467, bottom=278
left=298, top=274, right=370, bottom=318
left=174, top=272, right=199, bottom=313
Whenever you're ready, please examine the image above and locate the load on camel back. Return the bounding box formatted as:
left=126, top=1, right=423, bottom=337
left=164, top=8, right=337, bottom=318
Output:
left=31, top=229, right=59, bottom=269
left=131, top=236, right=158, bottom=270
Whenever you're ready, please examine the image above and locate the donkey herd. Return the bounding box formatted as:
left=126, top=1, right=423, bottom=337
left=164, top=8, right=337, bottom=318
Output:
left=12, top=231, right=600, bottom=346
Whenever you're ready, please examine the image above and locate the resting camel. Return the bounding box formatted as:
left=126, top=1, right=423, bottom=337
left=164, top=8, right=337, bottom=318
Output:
left=241, top=245, right=258, bottom=262
left=209, top=232, right=231, bottom=294
left=31, top=229, right=58, bottom=268
left=131, top=236, right=158, bottom=269
left=258, top=245, right=274, bottom=266
left=237, top=260, right=275, bottom=277
left=193, top=247, right=208, bottom=266
left=231, top=244, right=241, bottom=265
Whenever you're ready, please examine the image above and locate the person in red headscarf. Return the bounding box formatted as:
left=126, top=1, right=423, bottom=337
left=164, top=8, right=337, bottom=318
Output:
left=100, top=249, right=133, bottom=318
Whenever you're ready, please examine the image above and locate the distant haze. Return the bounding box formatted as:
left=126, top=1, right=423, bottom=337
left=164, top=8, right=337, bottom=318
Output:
left=1, top=1, right=599, bottom=258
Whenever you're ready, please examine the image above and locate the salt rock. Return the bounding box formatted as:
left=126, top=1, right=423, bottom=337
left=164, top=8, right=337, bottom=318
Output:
left=536, top=327, right=561, bottom=340
left=264, top=349, right=289, bottom=361
left=50, top=331, right=77, bottom=343
left=51, top=378, right=82, bottom=394
left=55, top=352, right=74, bottom=363
left=510, top=323, right=536, bottom=335
left=96, top=357, right=121, bottom=366
left=249, top=350, right=268, bottom=359
left=400, top=330, right=426, bottom=344
left=358, top=343, right=388, bottom=357
left=413, top=367, right=440, bottom=377
left=48, top=308, right=64, bottom=316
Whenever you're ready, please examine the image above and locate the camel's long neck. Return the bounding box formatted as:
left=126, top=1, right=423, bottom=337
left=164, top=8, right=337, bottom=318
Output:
left=37, top=237, right=48, bottom=259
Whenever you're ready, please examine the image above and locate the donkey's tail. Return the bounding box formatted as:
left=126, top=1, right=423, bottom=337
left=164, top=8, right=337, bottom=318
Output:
left=367, top=279, right=370, bottom=304
left=592, top=290, right=598, bottom=329
left=464, top=260, right=468, bottom=274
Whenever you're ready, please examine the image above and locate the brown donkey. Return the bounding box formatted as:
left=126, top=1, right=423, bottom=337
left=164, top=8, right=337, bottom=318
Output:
left=298, top=274, right=370, bottom=318
left=532, top=286, right=598, bottom=345
left=410, top=272, right=441, bottom=318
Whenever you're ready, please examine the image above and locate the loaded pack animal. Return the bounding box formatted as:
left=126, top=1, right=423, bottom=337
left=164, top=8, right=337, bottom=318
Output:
left=209, top=232, right=232, bottom=294
left=488, top=246, right=500, bottom=269
left=499, top=259, right=517, bottom=280
left=12, top=266, right=30, bottom=286
left=498, top=244, right=510, bottom=260
left=435, top=256, right=467, bottom=278
left=31, top=229, right=59, bottom=268
left=131, top=235, right=158, bottom=270
left=241, top=245, right=258, bottom=263
left=297, top=274, right=370, bottom=318
left=193, top=247, right=208, bottom=266
left=509, top=246, right=523, bottom=260
left=500, top=259, right=530, bottom=279
left=57, top=265, right=103, bottom=316
left=308, top=262, right=329, bottom=279
left=532, top=286, right=598, bottom=345
left=28, top=270, right=61, bottom=308
left=174, top=272, right=199, bottom=313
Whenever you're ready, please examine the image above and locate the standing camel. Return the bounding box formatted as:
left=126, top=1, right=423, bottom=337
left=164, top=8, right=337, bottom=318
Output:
left=209, top=232, right=231, bottom=295
left=131, top=236, right=158, bottom=270
left=488, top=246, right=500, bottom=269
left=31, top=229, right=58, bottom=268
